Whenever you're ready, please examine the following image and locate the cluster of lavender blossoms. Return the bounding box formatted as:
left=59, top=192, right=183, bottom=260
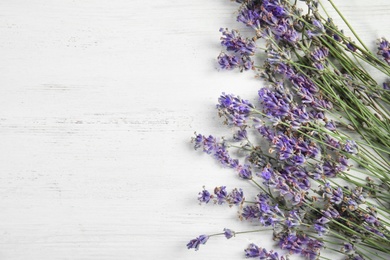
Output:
left=188, top=1, right=390, bottom=260
left=218, top=28, right=256, bottom=71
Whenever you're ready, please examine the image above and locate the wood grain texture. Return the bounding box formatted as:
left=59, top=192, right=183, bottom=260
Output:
left=0, top=0, right=389, bottom=259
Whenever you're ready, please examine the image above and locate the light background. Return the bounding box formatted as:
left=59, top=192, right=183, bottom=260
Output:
left=0, top=0, right=389, bottom=259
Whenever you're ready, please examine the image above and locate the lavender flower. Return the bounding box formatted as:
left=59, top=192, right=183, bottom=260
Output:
left=279, top=233, right=323, bottom=259
left=258, top=87, right=291, bottom=118
left=313, top=97, right=333, bottom=111
left=378, top=38, right=390, bottom=64
left=245, top=243, right=262, bottom=258
left=186, top=235, right=209, bottom=251
left=241, top=56, right=254, bottom=71
left=214, top=186, right=228, bottom=204
left=223, top=228, right=235, bottom=239
left=262, top=0, right=289, bottom=19
left=307, top=19, right=325, bottom=38
left=310, top=47, right=329, bottom=70
left=220, top=28, right=256, bottom=56
left=311, top=47, right=329, bottom=62
left=324, top=134, right=341, bottom=150
left=255, top=124, right=275, bottom=141
left=365, top=226, right=385, bottom=237
left=267, top=49, right=289, bottom=65
left=271, top=133, right=294, bottom=160
left=193, top=133, right=243, bottom=170
left=244, top=244, right=283, bottom=259
left=202, top=135, right=217, bottom=154
left=218, top=52, right=253, bottom=71
left=322, top=207, right=340, bottom=219
left=237, top=7, right=261, bottom=28
left=268, top=251, right=281, bottom=260
left=198, top=188, right=211, bottom=204
left=189, top=1, right=390, bottom=258
left=193, top=134, right=203, bottom=149
left=237, top=164, right=253, bottom=180
left=233, top=128, right=248, bottom=141
left=213, top=144, right=239, bottom=168
left=314, top=223, right=328, bottom=236
left=347, top=199, right=358, bottom=211
left=364, top=215, right=378, bottom=225
left=290, top=105, right=310, bottom=127
left=316, top=217, right=330, bottom=225
left=228, top=188, right=245, bottom=205
left=343, top=140, right=358, bottom=155
left=241, top=205, right=260, bottom=220
left=279, top=233, right=306, bottom=254
left=260, top=167, right=274, bottom=181
left=325, top=120, right=337, bottom=131
left=342, top=243, right=354, bottom=253
left=323, top=160, right=340, bottom=177
left=217, top=93, right=254, bottom=126
left=218, top=52, right=239, bottom=70
left=331, top=187, right=343, bottom=204
left=383, top=81, right=390, bottom=90
left=346, top=42, right=357, bottom=52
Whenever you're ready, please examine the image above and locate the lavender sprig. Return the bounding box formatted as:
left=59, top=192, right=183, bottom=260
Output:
left=188, top=0, right=390, bottom=259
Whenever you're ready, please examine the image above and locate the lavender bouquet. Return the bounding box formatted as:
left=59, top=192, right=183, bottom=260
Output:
left=187, top=0, right=390, bottom=259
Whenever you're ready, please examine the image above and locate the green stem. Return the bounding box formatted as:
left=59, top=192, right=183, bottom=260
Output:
left=327, top=0, right=370, bottom=52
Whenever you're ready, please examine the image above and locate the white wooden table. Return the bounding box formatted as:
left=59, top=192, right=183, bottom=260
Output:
left=0, top=1, right=389, bottom=259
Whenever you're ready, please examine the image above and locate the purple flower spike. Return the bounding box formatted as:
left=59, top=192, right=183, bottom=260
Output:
left=238, top=164, right=253, bottom=180
left=331, top=187, right=343, bottom=204
left=258, top=87, right=291, bottom=118
left=218, top=52, right=240, bottom=70
left=325, top=120, right=337, bottom=131
left=378, top=38, right=390, bottom=64
left=365, top=226, right=385, bottom=237
left=260, top=167, right=274, bottom=181
left=220, top=28, right=256, bottom=56
left=217, top=93, right=254, bottom=127
left=346, top=42, right=357, bottom=52
left=198, top=189, right=211, bottom=204
left=324, top=135, right=341, bottom=150
left=213, top=145, right=237, bottom=168
left=193, top=134, right=203, bottom=149
left=338, top=156, right=348, bottom=167
left=323, top=161, right=339, bottom=177
left=343, top=140, right=358, bottom=154
left=237, top=8, right=261, bottom=28
left=262, top=0, right=289, bottom=19
left=223, top=228, right=235, bottom=239
left=312, top=47, right=329, bottom=61
left=229, top=188, right=245, bottom=205
left=342, top=243, right=354, bottom=253
left=245, top=243, right=261, bottom=258
left=214, top=186, right=228, bottom=204
left=203, top=135, right=217, bottom=154
left=241, top=205, right=260, bottom=220
left=291, top=154, right=305, bottom=165
left=312, top=19, right=324, bottom=31
left=383, top=81, right=390, bottom=90
left=364, top=215, right=378, bottom=224
left=317, top=217, right=330, bottom=225
left=241, top=56, right=254, bottom=71
left=186, top=235, right=209, bottom=251
left=314, top=223, right=327, bottom=236
left=268, top=251, right=280, bottom=260
left=233, top=129, right=248, bottom=141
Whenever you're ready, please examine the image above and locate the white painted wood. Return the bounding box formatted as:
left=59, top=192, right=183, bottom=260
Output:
left=0, top=0, right=388, bottom=259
